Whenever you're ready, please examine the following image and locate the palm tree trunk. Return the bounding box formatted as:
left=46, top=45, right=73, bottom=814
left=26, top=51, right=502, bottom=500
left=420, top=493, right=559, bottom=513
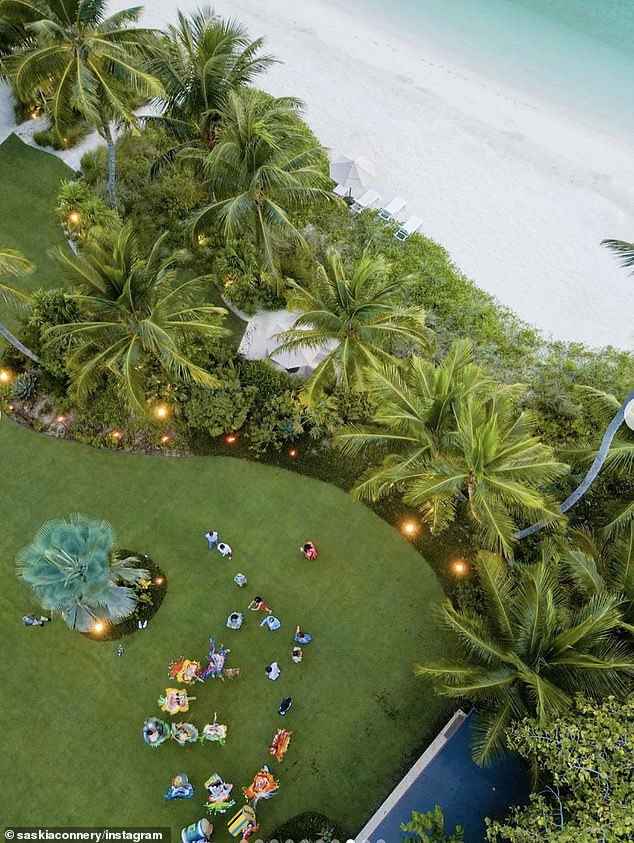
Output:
left=516, top=386, right=634, bottom=540
left=104, top=126, right=117, bottom=210
left=0, top=321, right=39, bottom=363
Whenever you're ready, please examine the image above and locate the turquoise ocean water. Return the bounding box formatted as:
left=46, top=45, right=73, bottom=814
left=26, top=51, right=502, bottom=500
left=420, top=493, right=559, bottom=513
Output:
left=336, top=0, right=634, bottom=138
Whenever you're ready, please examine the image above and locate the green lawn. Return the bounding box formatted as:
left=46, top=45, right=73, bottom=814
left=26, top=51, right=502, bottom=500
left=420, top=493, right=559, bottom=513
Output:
left=0, top=133, right=72, bottom=293
left=0, top=415, right=449, bottom=836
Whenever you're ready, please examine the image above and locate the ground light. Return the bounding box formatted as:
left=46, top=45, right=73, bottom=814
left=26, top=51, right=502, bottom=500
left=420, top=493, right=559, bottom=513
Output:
left=401, top=520, right=419, bottom=537
left=225, top=434, right=237, bottom=445
left=155, top=576, right=164, bottom=585
left=452, top=560, right=467, bottom=575
left=289, top=448, right=297, bottom=457
left=160, top=435, right=170, bottom=444
left=153, top=404, right=169, bottom=420
left=93, top=622, right=104, bottom=633
left=0, top=369, right=12, bottom=383
left=111, top=430, right=122, bottom=440
left=67, top=210, right=80, bottom=225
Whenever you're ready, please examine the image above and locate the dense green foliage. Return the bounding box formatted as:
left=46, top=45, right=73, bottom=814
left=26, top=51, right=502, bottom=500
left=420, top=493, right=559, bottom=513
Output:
left=486, top=696, right=634, bottom=842
left=416, top=550, right=634, bottom=765
left=402, top=807, right=464, bottom=842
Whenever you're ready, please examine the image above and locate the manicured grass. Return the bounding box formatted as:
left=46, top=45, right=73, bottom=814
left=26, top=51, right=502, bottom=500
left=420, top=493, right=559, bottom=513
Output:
left=0, top=134, right=72, bottom=293
left=0, top=415, right=449, bottom=837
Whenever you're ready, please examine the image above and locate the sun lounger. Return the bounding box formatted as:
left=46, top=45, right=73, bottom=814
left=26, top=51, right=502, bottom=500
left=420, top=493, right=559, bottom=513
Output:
left=333, top=184, right=348, bottom=197
left=378, top=197, right=406, bottom=221
left=394, top=215, right=422, bottom=242
left=350, top=189, right=381, bottom=214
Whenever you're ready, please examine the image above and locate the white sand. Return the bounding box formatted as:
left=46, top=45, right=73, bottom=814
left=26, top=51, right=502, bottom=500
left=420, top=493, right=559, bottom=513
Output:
left=4, top=0, right=634, bottom=348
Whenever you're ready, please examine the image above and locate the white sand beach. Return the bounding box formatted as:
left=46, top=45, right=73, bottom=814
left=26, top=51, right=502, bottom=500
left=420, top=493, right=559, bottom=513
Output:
left=4, top=0, right=634, bottom=348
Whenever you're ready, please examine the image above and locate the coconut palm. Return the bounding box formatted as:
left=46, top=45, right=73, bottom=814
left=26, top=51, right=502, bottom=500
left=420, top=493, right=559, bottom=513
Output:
left=190, top=88, right=335, bottom=282
left=416, top=551, right=634, bottom=766
left=602, top=238, right=634, bottom=275
left=16, top=513, right=148, bottom=631
left=147, top=7, right=275, bottom=174
left=0, top=247, right=39, bottom=362
left=558, top=526, right=634, bottom=632
left=338, top=347, right=567, bottom=555
left=2, top=0, right=162, bottom=206
left=48, top=224, right=228, bottom=412
left=273, top=249, right=435, bottom=399
left=560, top=386, right=634, bottom=537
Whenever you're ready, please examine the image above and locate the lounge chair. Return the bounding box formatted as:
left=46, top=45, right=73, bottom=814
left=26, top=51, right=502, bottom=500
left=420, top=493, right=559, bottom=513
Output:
left=378, top=197, right=406, bottom=221
left=394, top=215, right=422, bottom=242
left=350, top=189, right=381, bottom=214
left=333, top=183, right=348, bottom=197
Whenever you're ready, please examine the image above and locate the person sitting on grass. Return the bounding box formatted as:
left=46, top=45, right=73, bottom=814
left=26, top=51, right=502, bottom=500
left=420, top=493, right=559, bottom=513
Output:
left=260, top=615, right=281, bottom=631
left=294, top=625, right=312, bottom=644
left=217, top=542, right=232, bottom=558
left=226, top=612, right=244, bottom=630
left=265, top=661, right=281, bottom=680
left=291, top=647, right=303, bottom=663
left=300, top=541, right=318, bottom=560
left=248, top=596, right=272, bottom=612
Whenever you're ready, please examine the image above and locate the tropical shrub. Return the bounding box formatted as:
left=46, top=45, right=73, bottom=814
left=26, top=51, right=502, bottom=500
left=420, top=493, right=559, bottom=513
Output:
left=16, top=514, right=149, bottom=632
left=402, top=807, right=464, bottom=842
left=486, top=695, right=634, bottom=842
left=183, top=380, right=256, bottom=438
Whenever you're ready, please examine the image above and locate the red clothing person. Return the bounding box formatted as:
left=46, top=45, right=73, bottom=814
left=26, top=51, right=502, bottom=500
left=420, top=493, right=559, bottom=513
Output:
left=301, top=541, right=318, bottom=560
left=248, top=596, right=272, bottom=612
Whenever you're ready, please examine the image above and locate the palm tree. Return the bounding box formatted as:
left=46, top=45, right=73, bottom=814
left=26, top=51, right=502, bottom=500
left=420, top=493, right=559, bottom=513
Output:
left=190, top=88, right=335, bottom=282
left=602, top=238, right=634, bottom=275
left=558, top=526, right=634, bottom=633
left=147, top=7, right=275, bottom=173
left=559, top=386, right=634, bottom=537
left=48, top=224, right=228, bottom=413
left=2, top=0, right=162, bottom=206
left=0, top=247, right=39, bottom=362
left=16, top=513, right=148, bottom=631
left=416, top=551, right=634, bottom=765
left=273, top=249, right=435, bottom=399
left=338, top=346, right=567, bottom=556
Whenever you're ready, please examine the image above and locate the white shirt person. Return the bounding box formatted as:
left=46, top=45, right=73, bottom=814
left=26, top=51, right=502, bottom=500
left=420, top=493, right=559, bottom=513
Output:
left=217, top=542, right=232, bottom=558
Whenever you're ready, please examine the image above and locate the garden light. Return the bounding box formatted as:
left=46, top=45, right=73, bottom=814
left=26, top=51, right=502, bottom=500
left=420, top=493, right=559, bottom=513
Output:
left=112, top=430, right=122, bottom=440
left=56, top=415, right=66, bottom=423
left=155, top=576, right=164, bottom=585
left=289, top=448, right=297, bottom=457
left=401, top=520, right=418, bottom=536
left=93, top=622, right=104, bottom=633
left=225, top=434, right=237, bottom=444
left=160, top=434, right=170, bottom=444
left=154, top=404, right=169, bottom=420
left=67, top=210, right=80, bottom=225
left=0, top=369, right=11, bottom=383
left=452, top=560, right=467, bottom=575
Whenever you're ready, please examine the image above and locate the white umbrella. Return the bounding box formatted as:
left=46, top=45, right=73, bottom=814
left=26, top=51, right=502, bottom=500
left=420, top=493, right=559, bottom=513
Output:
left=329, top=156, right=376, bottom=193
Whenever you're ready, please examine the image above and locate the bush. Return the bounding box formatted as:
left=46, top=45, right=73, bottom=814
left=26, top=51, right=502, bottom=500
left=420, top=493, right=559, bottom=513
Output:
left=183, top=381, right=256, bottom=438
left=33, top=122, right=89, bottom=150
left=268, top=812, right=346, bottom=843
